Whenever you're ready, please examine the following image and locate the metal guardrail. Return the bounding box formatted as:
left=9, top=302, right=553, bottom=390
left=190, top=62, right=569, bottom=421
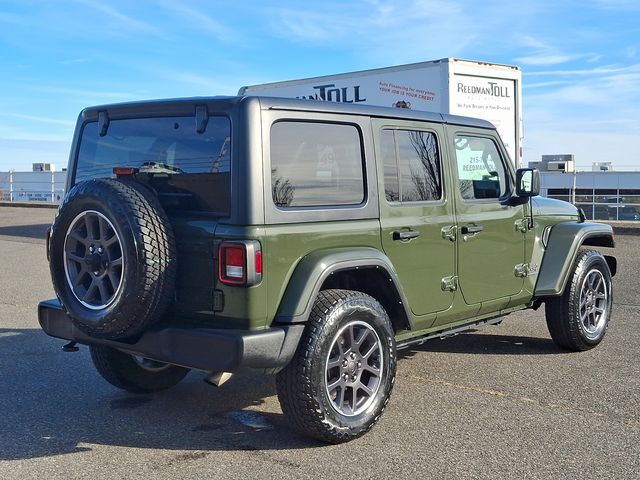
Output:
left=0, top=171, right=66, bottom=205
left=2, top=170, right=639, bottom=220
left=545, top=192, right=640, bottom=222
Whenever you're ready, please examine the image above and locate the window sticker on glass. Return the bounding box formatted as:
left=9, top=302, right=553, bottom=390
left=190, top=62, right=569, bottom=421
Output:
left=454, top=136, right=506, bottom=200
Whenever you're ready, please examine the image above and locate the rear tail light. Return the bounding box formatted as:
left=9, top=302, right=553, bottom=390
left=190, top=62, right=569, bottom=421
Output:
left=218, top=240, right=262, bottom=286
left=113, top=167, right=138, bottom=176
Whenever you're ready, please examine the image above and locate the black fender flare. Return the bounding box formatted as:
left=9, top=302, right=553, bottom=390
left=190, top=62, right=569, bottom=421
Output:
left=273, top=247, right=413, bottom=328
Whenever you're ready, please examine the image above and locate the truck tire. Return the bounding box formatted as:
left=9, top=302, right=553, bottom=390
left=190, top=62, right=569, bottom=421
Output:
left=90, top=345, right=190, bottom=393
left=545, top=250, right=613, bottom=351
left=49, top=178, right=177, bottom=339
left=276, top=289, right=397, bottom=443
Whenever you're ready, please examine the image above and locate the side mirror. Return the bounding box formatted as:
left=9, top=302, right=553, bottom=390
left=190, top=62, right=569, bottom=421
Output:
left=515, top=168, right=540, bottom=197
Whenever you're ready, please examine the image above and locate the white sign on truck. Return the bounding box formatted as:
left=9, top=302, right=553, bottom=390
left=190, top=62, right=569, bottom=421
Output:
left=239, top=58, right=523, bottom=166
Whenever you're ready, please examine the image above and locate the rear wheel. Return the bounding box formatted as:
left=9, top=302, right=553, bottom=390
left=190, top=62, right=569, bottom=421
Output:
left=545, top=250, right=613, bottom=351
left=276, top=289, right=396, bottom=443
left=90, top=345, right=190, bottom=393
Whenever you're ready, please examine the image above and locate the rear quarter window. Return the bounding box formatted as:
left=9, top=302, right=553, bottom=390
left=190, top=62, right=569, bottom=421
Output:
left=270, top=121, right=365, bottom=208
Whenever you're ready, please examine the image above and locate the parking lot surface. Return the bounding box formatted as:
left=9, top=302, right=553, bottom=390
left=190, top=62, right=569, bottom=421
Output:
left=0, top=206, right=638, bottom=479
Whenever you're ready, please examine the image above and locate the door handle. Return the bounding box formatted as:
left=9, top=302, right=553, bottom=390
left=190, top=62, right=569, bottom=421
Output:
left=392, top=230, right=421, bottom=241
left=461, top=225, right=483, bottom=235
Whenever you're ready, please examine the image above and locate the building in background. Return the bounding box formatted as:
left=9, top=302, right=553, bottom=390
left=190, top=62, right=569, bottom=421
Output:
left=593, top=162, right=614, bottom=172
left=32, top=163, right=56, bottom=172
left=528, top=154, right=575, bottom=172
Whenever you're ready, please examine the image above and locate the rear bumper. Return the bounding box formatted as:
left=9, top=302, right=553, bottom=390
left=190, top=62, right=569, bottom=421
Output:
left=38, top=299, right=303, bottom=373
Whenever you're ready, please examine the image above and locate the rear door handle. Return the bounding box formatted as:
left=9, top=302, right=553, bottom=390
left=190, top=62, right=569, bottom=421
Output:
left=461, top=225, right=483, bottom=235
left=392, top=230, right=421, bottom=241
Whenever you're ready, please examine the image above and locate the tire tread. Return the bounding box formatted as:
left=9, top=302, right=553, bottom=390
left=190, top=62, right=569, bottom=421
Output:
left=276, top=289, right=396, bottom=443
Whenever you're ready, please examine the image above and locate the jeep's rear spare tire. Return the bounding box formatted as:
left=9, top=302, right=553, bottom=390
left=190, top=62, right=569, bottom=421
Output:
left=49, top=178, right=177, bottom=339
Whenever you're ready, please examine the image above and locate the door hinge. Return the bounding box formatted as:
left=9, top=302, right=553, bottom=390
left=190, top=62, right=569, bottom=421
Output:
left=441, top=225, right=456, bottom=242
left=441, top=275, right=458, bottom=292
left=514, top=218, right=528, bottom=233
left=514, top=263, right=529, bottom=278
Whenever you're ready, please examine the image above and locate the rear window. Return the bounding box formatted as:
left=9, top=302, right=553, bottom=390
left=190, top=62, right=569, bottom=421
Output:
left=75, top=116, right=231, bottom=214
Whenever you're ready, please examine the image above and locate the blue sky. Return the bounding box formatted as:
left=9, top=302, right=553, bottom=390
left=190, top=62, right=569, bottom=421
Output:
left=0, top=0, right=639, bottom=171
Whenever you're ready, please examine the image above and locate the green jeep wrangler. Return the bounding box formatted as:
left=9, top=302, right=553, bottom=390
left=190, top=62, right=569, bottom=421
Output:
left=39, top=96, right=616, bottom=443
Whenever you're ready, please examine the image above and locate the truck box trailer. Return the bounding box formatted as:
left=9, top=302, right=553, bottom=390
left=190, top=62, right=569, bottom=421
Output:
left=239, top=58, right=523, bottom=166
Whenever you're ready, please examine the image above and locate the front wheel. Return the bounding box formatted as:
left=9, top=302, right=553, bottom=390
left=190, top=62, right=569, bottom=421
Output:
left=545, top=250, right=613, bottom=351
left=276, top=289, right=397, bottom=443
left=90, top=345, right=190, bottom=393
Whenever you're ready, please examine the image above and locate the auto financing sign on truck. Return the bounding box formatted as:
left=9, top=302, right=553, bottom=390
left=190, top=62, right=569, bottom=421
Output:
left=449, top=74, right=518, bottom=164
left=240, top=58, right=522, bottom=165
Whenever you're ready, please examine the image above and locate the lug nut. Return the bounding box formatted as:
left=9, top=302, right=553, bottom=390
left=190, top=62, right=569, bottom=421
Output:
left=342, top=360, right=348, bottom=367
left=343, top=373, right=349, bottom=381
left=98, top=247, right=103, bottom=254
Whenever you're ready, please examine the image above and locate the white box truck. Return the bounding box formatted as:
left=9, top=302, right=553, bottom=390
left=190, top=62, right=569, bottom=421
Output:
left=239, top=58, right=523, bottom=166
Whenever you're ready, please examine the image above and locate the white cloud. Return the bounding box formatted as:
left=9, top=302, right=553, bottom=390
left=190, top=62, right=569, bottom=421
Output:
left=515, top=35, right=596, bottom=66
left=526, top=64, right=640, bottom=77
left=58, top=58, right=90, bottom=65
left=158, top=3, right=235, bottom=41
left=74, top=0, right=160, bottom=36
left=591, top=0, right=640, bottom=11
left=270, top=0, right=476, bottom=64
left=147, top=70, right=239, bottom=95
left=0, top=113, right=75, bottom=127
left=516, top=54, right=585, bottom=66
left=29, top=85, right=140, bottom=102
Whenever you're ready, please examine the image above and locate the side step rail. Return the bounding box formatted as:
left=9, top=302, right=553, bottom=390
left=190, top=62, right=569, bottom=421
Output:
left=396, top=316, right=504, bottom=350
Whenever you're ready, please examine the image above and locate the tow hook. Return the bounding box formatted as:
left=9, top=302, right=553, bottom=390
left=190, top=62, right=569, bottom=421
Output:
left=62, top=341, right=79, bottom=352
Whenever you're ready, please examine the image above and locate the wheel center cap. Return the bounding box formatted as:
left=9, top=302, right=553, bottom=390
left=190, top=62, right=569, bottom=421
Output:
left=85, top=252, right=103, bottom=272
left=347, top=361, right=357, bottom=375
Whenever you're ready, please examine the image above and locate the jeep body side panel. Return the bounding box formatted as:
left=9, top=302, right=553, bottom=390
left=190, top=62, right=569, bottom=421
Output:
left=263, top=221, right=384, bottom=328
left=440, top=124, right=527, bottom=321
left=273, top=246, right=412, bottom=326
left=534, top=222, right=615, bottom=296
left=372, top=117, right=456, bottom=329
left=235, top=97, right=266, bottom=225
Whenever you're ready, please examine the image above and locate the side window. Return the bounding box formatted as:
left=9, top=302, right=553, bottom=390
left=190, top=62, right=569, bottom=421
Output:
left=270, top=122, right=365, bottom=208
left=454, top=135, right=507, bottom=200
left=381, top=129, right=442, bottom=203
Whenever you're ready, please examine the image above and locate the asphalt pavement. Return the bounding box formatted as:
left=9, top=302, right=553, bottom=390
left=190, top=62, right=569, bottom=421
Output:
left=0, top=206, right=638, bottom=479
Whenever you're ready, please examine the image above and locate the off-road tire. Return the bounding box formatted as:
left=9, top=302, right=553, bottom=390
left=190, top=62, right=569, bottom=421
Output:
left=545, top=250, right=613, bottom=351
left=276, top=289, right=396, bottom=444
left=90, top=345, right=190, bottom=393
left=49, top=178, right=177, bottom=339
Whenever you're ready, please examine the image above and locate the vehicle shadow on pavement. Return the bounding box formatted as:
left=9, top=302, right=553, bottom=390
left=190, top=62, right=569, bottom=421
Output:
left=0, top=328, right=322, bottom=461
left=0, top=223, right=50, bottom=241
left=398, top=331, right=564, bottom=359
